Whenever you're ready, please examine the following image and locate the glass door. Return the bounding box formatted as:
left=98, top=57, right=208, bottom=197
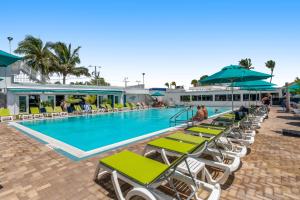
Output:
left=19, top=96, right=28, bottom=113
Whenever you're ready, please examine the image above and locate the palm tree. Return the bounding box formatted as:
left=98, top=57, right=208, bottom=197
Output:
left=191, top=79, right=198, bottom=87
left=239, top=58, right=254, bottom=69
left=170, top=81, right=176, bottom=89
left=49, top=42, right=90, bottom=84
left=14, top=35, right=54, bottom=82
left=199, top=75, right=208, bottom=85
left=164, top=82, right=169, bottom=88
left=265, top=60, right=275, bottom=83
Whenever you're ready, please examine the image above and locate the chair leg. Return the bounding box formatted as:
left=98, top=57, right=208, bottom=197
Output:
left=111, top=171, right=126, bottom=200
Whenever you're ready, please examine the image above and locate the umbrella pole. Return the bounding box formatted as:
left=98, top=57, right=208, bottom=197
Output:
left=248, top=90, right=250, bottom=108
left=231, top=81, right=234, bottom=111
left=256, top=90, right=258, bottom=106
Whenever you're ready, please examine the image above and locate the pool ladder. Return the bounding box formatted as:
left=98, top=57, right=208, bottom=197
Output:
left=169, top=106, right=194, bottom=127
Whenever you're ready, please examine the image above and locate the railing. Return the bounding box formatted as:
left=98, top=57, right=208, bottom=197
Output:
left=169, top=106, right=194, bottom=127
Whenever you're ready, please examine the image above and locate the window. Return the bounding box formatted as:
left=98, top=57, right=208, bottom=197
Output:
left=227, top=94, right=232, bottom=101
left=215, top=94, right=227, bottom=101
left=201, top=95, right=213, bottom=101
left=180, top=95, right=191, bottom=102
left=243, top=94, right=249, bottom=101
left=114, top=96, right=119, bottom=104
left=192, top=95, right=201, bottom=101
left=98, top=96, right=104, bottom=104
left=233, top=94, right=241, bottom=101
left=19, top=96, right=27, bottom=113
left=47, top=96, right=55, bottom=107
left=250, top=94, right=257, bottom=101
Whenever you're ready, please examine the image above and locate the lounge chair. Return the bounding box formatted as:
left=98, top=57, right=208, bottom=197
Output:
left=44, top=106, right=60, bottom=117
left=94, top=150, right=221, bottom=200
left=54, top=106, right=68, bottom=117
left=30, top=107, right=44, bottom=119
left=141, top=102, right=149, bottom=109
left=19, top=112, right=33, bottom=120
left=91, top=104, right=101, bottom=113
left=129, top=102, right=138, bottom=110
left=0, top=108, right=13, bottom=122
left=144, top=134, right=240, bottom=173
left=125, top=102, right=132, bottom=110
left=118, top=103, right=126, bottom=111
left=74, top=105, right=83, bottom=114
left=106, top=104, right=118, bottom=112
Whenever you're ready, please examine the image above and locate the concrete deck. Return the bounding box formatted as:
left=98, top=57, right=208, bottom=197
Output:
left=0, top=107, right=299, bottom=199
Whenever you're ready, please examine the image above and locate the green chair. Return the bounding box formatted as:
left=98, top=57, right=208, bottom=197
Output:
left=186, top=126, right=224, bottom=138
left=91, top=104, right=100, bottom=113
left=94, top=150, right=220, bottom=200
left=144, top=132, right=239, bottom=176
left=30, top=107, right=44, bottom=119
left=73, top=105, right=83, bottom=114
left=54, top=106, right=68, bottom=116
left=0, top=108, right=13, bottom=122
left=129, top=102, right=137, bottom=110
left=44, top=106, right=60, bottom=117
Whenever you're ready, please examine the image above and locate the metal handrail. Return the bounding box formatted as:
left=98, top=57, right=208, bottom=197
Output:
left=169, top=106, right=194, bottom=126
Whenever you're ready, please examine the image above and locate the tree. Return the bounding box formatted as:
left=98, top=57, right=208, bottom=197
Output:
left=170, top=81, right=176, bottom=89
left=164, top=82, right=169, bottom=88
left=239, top=58, right=254, bottom=69
left=89, top=77, right=110, bottom=86
left=49, top=42, right=90, bottom=84
left=14, top=35, right=54, bottom=82
left=199, top=75, right=209, bottom=85
left=265, top=60, right=276, bottom=83
left=191, top=79, right=198, bottom=87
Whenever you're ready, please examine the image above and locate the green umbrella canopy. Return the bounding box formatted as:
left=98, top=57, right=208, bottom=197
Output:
left=0, top=50, right=22, bottom=67
left=200, top=65, right=272, bottom=84
left=230, top=80, right=276, bottom=88
left=289, top=82, right=300, bottom=92
left=240, top=86, right=277, bottom=91
left=151, top=92, right=164, bottom=96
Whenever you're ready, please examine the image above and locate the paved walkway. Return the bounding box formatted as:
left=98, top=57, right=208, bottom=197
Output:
left=0, top=107, right=299, bottom=200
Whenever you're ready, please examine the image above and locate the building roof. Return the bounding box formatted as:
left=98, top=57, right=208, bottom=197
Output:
left=7, top=83, right=124, bottom=94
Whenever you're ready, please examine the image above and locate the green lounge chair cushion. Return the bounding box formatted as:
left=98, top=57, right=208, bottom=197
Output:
left=100, top=150, right=168, bottom=185
left=54, top=106, right=63, bottom=112
left=45, top=106, right=54, bottom=113
left=198, top=123, right=227, bottom=130
left=166, top=132, right=210, bottom=144
left=187, top=127, right=223, bottom=136
left=0, top=108, right=11, bottom=117
left=148, top=138, right=197, bottom=154
left=30, top=107, right=40, bottom=114
left=74, top=105, right=82, bottom=111
left=91, top=105, right=97, bottom=110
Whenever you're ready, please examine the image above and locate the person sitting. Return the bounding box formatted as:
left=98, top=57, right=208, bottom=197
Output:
left=192, top=105, right=204, bottom=121
left=201, top=105, right=208, bottom=119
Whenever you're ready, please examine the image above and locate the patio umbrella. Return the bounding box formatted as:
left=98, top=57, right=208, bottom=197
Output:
left=200, top=65, right=272, bottom=110
left=0, top=50, right=22, bottom=67
left=151, top=92, right=165, bottom=97
left=241, top=86, right=277, bottom=106
left=289, top=82, right=300, bottom=92
left=230, top=80, right=276, bottom=88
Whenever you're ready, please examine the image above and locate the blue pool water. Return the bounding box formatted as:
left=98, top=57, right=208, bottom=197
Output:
left=19, top=107, right=230, bottom=151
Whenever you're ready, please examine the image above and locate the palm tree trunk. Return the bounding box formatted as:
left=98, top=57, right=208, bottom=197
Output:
left=270, top=70, right=273, bottom=83
left=63, top=75, right=66, bottom=84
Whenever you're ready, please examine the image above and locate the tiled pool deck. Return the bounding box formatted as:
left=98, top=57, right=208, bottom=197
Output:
left=0, top=107, right=299, bottom=199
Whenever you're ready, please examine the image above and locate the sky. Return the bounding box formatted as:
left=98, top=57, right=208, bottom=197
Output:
left=0, top=0, right=299, bottom=88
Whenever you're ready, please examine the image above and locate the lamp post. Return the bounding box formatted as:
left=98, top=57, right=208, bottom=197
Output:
left=142, top=73, right=145, bottom=87
left=7, top=37, right=13, bottom=53
left=88, top=65, right=102, bottom=86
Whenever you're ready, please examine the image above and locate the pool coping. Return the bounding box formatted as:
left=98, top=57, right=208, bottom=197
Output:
left=9, top=108, right=232, bottom=160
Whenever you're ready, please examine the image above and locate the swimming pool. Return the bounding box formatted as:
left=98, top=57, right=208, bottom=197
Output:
left=12, top=107, right=230, bottom=159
